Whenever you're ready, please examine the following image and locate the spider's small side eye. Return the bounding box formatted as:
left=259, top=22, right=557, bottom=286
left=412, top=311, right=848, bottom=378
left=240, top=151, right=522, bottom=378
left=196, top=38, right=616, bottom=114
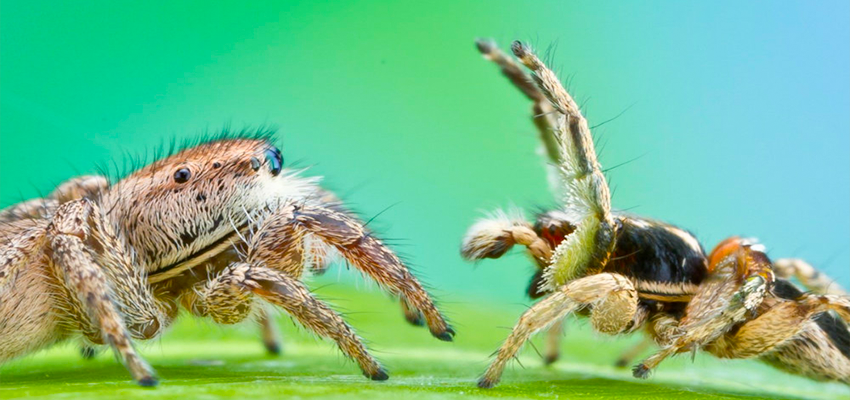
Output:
left=174, top=168, right=191, bottom=183
left=250, top=157, right=261, bottom=172
left=265, top=147, right=283, bottom=176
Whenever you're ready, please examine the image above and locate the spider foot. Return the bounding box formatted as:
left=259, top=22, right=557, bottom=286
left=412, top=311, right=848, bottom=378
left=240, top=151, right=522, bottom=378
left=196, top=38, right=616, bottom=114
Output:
left=632, top=364, right=651, bottom=379
left=137, top=375, right=159, bottom=387
left=433, top=326, right=456, bottom=342
left=477, top=377, right=497, bottom=389
left=264, top=341, right=282, bottom=355
left=369, top=368, right=389, bottom=381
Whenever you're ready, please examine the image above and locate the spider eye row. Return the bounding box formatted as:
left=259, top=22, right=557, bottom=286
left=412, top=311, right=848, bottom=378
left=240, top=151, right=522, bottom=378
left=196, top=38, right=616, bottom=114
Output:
left=172, top=146, right=284, bottom=184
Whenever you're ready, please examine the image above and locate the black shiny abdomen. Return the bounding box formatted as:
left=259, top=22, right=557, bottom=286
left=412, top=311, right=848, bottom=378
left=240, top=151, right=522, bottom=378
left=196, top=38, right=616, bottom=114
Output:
left=605, top=216, right=708, bottom=286
left=528, top=212, right=708, bottom=299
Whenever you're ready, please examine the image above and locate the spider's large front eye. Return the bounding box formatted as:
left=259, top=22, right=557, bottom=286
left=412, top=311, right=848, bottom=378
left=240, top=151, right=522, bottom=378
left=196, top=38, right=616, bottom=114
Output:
left=265, top=147, right=283, bottom=176
left=174, top=168, right=191, bottom=183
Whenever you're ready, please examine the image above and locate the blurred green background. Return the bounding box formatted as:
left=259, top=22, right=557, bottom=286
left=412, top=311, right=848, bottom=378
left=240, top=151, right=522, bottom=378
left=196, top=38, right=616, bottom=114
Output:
left=2, top=0, right=847, bottom=300
left=1, top=1, right=849, bottom=398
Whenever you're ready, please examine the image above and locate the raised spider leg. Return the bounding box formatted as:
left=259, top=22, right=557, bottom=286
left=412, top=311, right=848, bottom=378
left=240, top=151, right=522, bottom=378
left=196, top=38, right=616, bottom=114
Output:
left=478, top=273, right=637, bottom=388
left=476, top=40, right=619, bottom=365
left=474, top=41, right=617, bottom=290
left=472, top=40, right=627, bottom=383
left=773, top=258, right=847, bottom=295
left=507, top=41, right=617, bottom=290
left=49, top=200, right=157, bottom=386
left=192, top=262, right=387, bottom=380
left=475, top=39, right=563, bottom=195
left=633, top=238, right=774, bottom=378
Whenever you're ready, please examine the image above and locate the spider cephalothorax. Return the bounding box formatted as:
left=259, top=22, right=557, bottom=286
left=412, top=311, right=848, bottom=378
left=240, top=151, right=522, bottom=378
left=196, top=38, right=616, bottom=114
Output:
left=0, top=134, right=453, bottom=386
left=462, top=39, right=850, bottom=388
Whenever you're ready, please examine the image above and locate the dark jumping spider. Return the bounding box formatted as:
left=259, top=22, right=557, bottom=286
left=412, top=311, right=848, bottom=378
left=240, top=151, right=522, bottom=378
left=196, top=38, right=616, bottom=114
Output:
left=462, top=40, right=850, bottom=388
left=0, top=135, right=453, bottom=385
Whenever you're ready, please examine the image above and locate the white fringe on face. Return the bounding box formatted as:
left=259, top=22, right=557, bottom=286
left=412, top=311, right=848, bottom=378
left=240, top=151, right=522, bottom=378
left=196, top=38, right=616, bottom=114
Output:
left=253, top=168, right=344, bottom=277
left=249, top=168, right=323, bottom=214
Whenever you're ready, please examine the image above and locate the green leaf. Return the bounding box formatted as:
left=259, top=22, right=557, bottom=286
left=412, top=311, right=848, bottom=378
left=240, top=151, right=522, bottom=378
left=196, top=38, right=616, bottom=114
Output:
left=1, top=284, right=847, bottom=400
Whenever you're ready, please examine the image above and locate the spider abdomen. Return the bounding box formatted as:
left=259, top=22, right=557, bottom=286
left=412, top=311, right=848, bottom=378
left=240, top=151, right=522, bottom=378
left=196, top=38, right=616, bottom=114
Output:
left=605, top=217, right=707, bottom=301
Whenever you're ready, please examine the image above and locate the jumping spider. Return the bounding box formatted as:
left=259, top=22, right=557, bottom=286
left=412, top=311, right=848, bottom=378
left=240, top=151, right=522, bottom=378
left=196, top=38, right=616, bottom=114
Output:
left=462, top=40, right=850, bottom=388
left=0, top=133, right=454, bottom=386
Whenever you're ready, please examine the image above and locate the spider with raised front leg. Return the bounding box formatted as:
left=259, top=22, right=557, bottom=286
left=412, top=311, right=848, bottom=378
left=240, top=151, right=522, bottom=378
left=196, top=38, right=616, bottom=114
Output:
left=462, top=39, right=850, bottom=389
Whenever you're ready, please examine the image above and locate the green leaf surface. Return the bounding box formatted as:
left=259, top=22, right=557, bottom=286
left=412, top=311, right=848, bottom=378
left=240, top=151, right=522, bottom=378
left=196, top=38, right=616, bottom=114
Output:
left=1, top=283, right=847, bottom=400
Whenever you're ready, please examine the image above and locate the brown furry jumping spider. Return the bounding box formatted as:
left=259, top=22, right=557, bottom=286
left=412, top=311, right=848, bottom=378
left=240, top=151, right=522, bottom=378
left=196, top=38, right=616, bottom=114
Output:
left=462, top=40, right=850, bottom=388
left=0, top=133, right=453, bottom=386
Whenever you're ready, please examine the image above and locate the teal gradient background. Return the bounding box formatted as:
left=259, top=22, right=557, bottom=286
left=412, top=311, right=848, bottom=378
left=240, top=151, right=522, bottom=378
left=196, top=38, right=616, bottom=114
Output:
left=1, top=0, right=848, bottom=304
